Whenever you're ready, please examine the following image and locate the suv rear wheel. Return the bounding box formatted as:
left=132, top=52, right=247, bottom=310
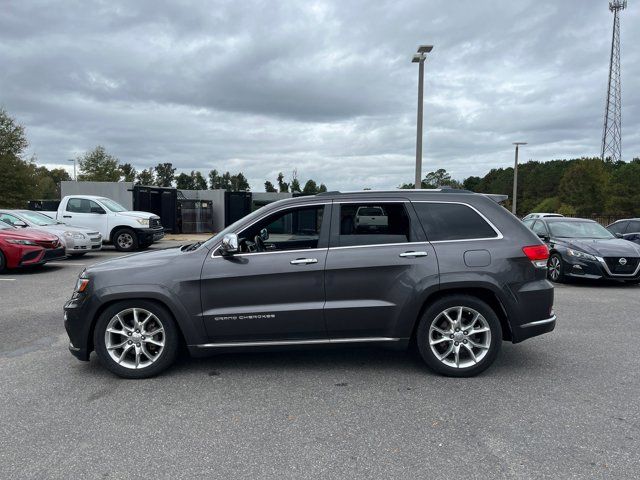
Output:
left=93, top=300, right=179, bottom=379
left=416, top=295, right=502, bottom=377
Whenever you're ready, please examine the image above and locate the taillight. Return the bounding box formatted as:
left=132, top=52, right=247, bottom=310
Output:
left=523, top=245, right=549, bottom=268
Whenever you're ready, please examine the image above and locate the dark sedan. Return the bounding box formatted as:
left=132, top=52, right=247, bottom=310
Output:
left=606, top=218, right=640, bottom=245
left=523, top=217, right=640, bottom=283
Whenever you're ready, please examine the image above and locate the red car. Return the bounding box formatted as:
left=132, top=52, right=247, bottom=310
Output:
left=0, top=220, right=66, bottom=272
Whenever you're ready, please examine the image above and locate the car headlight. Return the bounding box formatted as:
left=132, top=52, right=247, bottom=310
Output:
left=567, top=248, right=597, bottom=261
left=74, top=272, right=90, bottom=293
left=136, top=219, right=150, bottom=226
left=64, top=231, right=86, bottom=239
left=6, top=239, right=38, bottom=245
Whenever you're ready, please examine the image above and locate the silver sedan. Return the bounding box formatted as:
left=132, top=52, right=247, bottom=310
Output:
left=0, top=210, right=102, bottom=257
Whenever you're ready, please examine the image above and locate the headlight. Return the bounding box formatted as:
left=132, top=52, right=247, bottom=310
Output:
left=6, top=239, right=37, bottom=245
left=64, top=231, right=86, bottom=239
left=74, top=272, right=90, bottom=293
left=136, top=219, right=150, bottom=226
left=567, top=248, right=597, bottom=261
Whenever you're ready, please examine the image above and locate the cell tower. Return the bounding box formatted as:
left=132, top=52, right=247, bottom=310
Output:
left=601, top=0, right=626, bottom=162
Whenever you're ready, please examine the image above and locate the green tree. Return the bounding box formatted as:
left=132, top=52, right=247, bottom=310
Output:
left=559, top=159, right=608, bottom=216
left=290, top=178, right=301, bottom=193
left=77, top=146, right=121, bottom=181
left=318, top=183, right=327, bottom=193
left=606, top=159, right=640, bottom=215
left=0, top=108, right=36, bottom=207
left=120, top=163, right=137, bottom=182
left=136, top=168, right=155, bottom=185
left=462, top=176, right=482, bottom=191
left=175, top=172, right=194, bottom=190
left=264, top=180, right=277, bottom=192
left=302, top=179, right=318, bottom=195
left=192, top=171, right=207, bottom=190
left=230, top=172, right=250, bottom=191
left=277, top=172, right=289, bottom=193
left=154, top=162, right=175, bottom=187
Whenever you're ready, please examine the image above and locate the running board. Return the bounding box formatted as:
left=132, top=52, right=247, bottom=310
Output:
left=194, top=337, right=401, bottom=348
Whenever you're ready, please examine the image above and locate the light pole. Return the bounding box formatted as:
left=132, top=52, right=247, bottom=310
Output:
left=67, top=158, right=76, bottom=181
left=512, top=142, right=527, bottom=215
left=412, top=45, right=433, bottom=189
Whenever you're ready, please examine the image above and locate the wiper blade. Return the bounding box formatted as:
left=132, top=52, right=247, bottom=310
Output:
left=185, top=241, right=203, bottom=252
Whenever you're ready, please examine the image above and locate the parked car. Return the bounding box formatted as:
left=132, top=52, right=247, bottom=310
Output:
left=354, top=206, right=388, bottom=231
left=65, top=189, right=555, bottom=379
left=522, top=216, right=640, bottom=283
left=0, top=209, right=102, bottom=257
left=41, top=195, right=164, bottom=252
left=606, top=218, right=640, bottom=245
left=0, top=220, right=66, bottom=272
left=522, top=212, right=564, bottom=221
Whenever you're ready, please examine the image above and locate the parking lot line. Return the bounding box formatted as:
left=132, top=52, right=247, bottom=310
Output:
left=0, top=278, right=16, bottom=281
left=47, top=262, right=86, bottom=267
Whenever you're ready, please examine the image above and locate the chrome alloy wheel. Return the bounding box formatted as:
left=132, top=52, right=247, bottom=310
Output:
left=428, top=306, right=491, bottom=369
left=548, top=256, right=561, bottom=281
left=104, top=308, right=165, bottom=369
left=116, top=232, right=134, bottom=250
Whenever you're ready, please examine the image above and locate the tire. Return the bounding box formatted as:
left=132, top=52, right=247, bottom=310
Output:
left=0, top=250, right=6, bottom=273
left=416, top=295, right=502, bottom=377
left=547, top=253, right=565, bottom=282
left=93, top=300, right=179, bottom=379
left=113, top=228, right=139, bottom=252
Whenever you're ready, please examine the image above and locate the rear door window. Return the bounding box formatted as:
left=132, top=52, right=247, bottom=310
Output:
left=531, top=221, right=548, bottom=237
left=413, top=202, right=498, bottom=241
left=337, top=203, right=414, bottom=246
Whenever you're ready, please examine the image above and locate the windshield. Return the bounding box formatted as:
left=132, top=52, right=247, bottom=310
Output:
left=0, top=220, right=14, bottom=230
left=99, top=198, right=128, bottom=212
left=548, top=221, right=614, bottom=239
left=18, top=211, right=59, bottom=226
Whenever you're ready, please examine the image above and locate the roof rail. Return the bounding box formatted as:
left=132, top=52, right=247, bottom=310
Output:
left=316, top=188, right=475, bottom=196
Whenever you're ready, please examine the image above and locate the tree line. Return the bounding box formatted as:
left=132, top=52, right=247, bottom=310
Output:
left=0, top=108, right=328, bottom=208
left=402, top=157, right=640, bottom=217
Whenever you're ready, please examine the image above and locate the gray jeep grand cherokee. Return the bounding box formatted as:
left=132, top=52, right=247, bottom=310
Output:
left=64, top=189, right=555, bottom=379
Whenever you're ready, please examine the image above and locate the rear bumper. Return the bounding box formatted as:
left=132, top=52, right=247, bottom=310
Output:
left=516, top=314, right=556, bottom=341
left=508, top=276, right=556, bottom=343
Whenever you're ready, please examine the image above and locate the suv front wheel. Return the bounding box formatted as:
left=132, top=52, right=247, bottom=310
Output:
left=416, top=295, right=502, bottom=377
left=93, top=300, right=179, bottom=379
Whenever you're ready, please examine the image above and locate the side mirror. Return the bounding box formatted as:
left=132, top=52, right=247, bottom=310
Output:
left=615, top=233, right=624, bottom=239
left=259, top=228, right=269, bottom=241
left=14, top=220, right=28, bottom=228
left=220, top=233, right=239, bottom=256
left=91, top=207, right=106, bottom=214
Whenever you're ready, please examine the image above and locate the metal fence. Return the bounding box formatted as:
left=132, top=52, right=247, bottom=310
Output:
left=566, top=214, right=625, bottom=226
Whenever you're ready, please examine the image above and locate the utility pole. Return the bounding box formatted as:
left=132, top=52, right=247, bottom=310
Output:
left=67, top=158, right=76, bottom=181
left=601, top=0, right=626, bottom=162
left=412, top=45, right=433, bottom=189
left=512, top=142, right=527, bottom=215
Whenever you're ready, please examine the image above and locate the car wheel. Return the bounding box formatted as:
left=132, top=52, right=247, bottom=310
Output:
left=93, top=300, right=179, bottom=379
left=113, top=228, right=139, bottom=252
left=547, top=253, right=565, bottom=282
left=0, top=250, right=6, bottom=273
left=416, top=295, right=502, bottom=377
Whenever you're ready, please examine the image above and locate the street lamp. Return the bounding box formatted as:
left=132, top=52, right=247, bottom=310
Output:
left=67, top=158, right=76, bottom=181
left=412, top=44, right=433, bottom=189
left=512, top=142, right=527, bottom=215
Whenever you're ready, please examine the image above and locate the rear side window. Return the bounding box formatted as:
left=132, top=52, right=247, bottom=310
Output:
left=531, top=221, right=548, bottom=237
left=413, top=202, right=498, bottom=241
left=338, top=203, right=412, bottom=246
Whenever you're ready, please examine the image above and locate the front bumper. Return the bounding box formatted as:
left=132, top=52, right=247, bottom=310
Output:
left=64, top=295, right=93, bottom=361
left=563, top=255, right=640, bottom=281
left=135, top=227, right=165, bottom=244
left=19, top=246, right=65, bottom=266
left=64, top=235, right=103, bottom=254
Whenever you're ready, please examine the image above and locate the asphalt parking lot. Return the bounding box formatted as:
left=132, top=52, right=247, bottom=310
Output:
left=1, top=243, right=639, bottom=479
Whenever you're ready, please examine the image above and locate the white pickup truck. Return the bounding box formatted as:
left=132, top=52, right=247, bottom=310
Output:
left=42, top=195, right=164, bottom=252
left=354, top=206, right=388, bottom=231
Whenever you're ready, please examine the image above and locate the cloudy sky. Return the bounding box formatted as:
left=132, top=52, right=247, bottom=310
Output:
left=1, top=0, right=639, bottom=190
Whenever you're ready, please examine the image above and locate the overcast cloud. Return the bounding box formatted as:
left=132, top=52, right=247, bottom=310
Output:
left=1, top=0, right=639, bottom=190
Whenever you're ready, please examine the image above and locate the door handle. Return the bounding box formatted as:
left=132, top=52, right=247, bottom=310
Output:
left=399, top=251, right=428, bottom=258
left=63, top=215, right=72, bottom=218
left=290, top=258, right=318, bottom=265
